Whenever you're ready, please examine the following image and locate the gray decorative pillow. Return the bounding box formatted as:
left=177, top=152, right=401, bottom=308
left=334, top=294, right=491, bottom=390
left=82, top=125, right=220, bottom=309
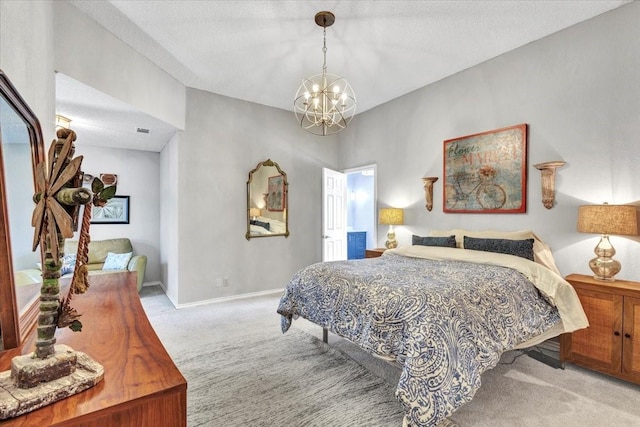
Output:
left=463, top=236, right=535, bottom=261
left=412, top=235, right=457, bottom=248
left=250, top=219, right=270, bottom=231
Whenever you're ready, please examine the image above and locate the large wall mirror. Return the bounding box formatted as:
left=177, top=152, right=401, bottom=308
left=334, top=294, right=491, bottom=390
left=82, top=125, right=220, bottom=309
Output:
left=246, top=159, right=289, bottom=240
left=0, top=70, right=45, bottom=350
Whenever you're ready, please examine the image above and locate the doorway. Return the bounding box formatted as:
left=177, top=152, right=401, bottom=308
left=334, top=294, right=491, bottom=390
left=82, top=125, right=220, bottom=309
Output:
left=345, top=165, right=377, bottom=255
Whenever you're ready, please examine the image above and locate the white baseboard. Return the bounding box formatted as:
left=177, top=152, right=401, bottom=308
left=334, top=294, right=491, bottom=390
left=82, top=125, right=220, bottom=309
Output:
left=142, top=281, right=162, bottom=287
left=141, top=282, right=283, bottom=309
left=175, top=289, right=283, bottom=309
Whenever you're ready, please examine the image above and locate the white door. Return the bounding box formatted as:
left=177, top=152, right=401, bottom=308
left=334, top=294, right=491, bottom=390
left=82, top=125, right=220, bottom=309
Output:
left=322, top=168, right=347, bottom=261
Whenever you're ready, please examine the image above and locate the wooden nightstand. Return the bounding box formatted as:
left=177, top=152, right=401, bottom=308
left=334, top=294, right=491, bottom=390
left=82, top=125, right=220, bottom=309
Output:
left=365, top=248, right=386, bottom=258
left=560, top=273, right=640, bottom=385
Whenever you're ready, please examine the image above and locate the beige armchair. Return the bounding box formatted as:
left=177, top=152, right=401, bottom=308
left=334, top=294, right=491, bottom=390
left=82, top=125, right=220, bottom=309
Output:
left=64, top=238, right=147, bottom=292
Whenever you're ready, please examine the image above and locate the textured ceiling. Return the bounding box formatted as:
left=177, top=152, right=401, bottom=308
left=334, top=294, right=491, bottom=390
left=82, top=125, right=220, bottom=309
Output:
left=58, top=0, right=630, bottom=151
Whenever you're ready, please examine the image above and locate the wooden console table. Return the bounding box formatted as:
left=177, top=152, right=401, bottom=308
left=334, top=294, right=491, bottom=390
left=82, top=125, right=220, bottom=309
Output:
left=0, top=272, right=187, bottom=426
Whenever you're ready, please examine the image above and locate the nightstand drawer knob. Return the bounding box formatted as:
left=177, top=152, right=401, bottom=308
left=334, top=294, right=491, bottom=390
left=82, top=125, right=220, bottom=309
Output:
left=614, top=331, right=621, bottom=336
left=625, top=333, right=631, bottom=338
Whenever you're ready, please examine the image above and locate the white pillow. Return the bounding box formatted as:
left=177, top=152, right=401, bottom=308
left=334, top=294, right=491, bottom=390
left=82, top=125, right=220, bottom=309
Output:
left=103, top=252, right=133, bottom=270
left=60, top=253, right=77, bottom=275
left=428, top=229, right=561, bottom=275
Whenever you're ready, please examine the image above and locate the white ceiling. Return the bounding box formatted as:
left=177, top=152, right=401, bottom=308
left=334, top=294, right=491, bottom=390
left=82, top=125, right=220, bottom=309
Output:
left=57, top=0, right=631, bottom=151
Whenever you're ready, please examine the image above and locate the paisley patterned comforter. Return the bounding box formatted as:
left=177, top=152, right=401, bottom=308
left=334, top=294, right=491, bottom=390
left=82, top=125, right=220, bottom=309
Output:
left=277, top=246, right=588, bottom=427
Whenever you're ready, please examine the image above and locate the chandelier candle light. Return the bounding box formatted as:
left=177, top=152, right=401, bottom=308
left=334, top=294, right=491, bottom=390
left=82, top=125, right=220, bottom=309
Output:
left=294, top=11, right=356, bottom=136
left=379, top=208, right=404, bottom=249
left=577, top=203, right=638, bottom=281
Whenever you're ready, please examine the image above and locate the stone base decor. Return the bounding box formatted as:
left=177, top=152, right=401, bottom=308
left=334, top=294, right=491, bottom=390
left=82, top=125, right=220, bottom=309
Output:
left=0, top=345, right=104, bottom=419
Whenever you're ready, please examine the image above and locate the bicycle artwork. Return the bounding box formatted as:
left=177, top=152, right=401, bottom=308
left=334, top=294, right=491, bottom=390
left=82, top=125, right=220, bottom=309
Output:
left=445, top=166, right=507, bottom=210
left=443, top=124, right=527, bottom=213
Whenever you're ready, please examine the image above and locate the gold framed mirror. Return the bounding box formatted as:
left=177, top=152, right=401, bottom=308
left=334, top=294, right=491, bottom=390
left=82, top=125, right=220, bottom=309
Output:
left=246, top=159, right=289, bottom=240
left=0, top=70, right=46, bottom=350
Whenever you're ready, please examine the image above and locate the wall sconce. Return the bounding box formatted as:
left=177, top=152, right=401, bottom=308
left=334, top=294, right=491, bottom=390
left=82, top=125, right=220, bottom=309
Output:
left=533, top=161, right=565, bottom=209
left=379, top=208, right=404, bottom=249
left=577, top=203, right=638, bottom=281
left=55, top=114, right=71, bottom=130
left=421, top=177, right=438, bottom=212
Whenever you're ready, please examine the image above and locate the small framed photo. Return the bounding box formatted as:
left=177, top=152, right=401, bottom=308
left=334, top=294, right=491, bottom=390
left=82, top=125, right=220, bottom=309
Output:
left=91, top=195, right=130, bottom=224
left=267, top=175, right=285, bottom=211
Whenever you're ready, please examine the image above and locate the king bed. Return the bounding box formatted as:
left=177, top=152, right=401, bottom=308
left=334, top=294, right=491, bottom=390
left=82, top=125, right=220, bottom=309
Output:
left=277, top=230, right=588, bottom=427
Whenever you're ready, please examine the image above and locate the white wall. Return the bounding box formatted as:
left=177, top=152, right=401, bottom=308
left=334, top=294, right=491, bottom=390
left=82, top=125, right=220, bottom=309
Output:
left=0, top=0, right=55, bottom=273
left=0, top=0, right=55, bottom=143
left=176, top=88, right=339, bottom=305
left=4, top=0, right=638, bottom=306
left=73, top=145, right=161, bottom=284
left=338, top=2, right=640, bottom=280
left=52, top=1, right=185, bottom=131
left=160, top=132, right=180, bottom=302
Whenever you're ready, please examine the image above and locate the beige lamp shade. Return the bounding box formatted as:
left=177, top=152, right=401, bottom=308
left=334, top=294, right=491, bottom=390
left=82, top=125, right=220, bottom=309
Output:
left=577, top=204, right=638, bottom=236
left=249, top=208, right=261, bottom=218
left=577, top=203, right=638, bottom=281
left=379, top=208, right=404, bottom=225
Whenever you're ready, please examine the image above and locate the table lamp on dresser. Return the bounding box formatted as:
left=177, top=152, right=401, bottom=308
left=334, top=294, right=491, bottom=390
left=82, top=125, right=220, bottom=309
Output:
left=577, top=202, right=638, bottom=281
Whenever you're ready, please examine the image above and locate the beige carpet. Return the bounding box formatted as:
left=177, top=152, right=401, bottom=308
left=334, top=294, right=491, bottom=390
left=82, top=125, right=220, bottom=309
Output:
left=140, top=286, right=640, bottom=426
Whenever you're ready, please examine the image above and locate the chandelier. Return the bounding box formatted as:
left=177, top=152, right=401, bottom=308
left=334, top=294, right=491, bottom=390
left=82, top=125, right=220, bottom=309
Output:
left=294, top=11, right=356, bottom=136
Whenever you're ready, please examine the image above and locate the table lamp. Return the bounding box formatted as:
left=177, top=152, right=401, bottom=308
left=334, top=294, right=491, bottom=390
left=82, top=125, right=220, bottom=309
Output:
left=249, top=208, right=261, bottom=220
left=379, top=208, right=404, bottom=249
left=577, top=203, right=638, bottom=281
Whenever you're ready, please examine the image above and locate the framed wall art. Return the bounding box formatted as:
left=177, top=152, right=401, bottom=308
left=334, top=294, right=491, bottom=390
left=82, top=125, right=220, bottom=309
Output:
left=267, top=175, right=285, bottom=211
left=443, top=124, right=527, bottom=213
left=91, top=195, right=130, bottom=224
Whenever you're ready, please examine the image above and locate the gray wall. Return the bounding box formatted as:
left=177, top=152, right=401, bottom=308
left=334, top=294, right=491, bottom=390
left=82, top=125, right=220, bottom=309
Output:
left=338, top=2, right=640, bottom=280
left=52, top=1, right=185, bottom=130
left=0, top=0, right=55, bottom=141
left=72, top=145, right=162, bottom=284
left=160, top=132, right=180, bottom=303
left=2, top=1, right=639, bottom=307
left=176, top=88, right=338, bottom=305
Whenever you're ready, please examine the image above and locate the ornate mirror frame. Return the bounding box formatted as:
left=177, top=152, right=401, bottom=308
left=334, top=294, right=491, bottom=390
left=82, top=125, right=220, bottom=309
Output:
left=246, top=159, right=289, bottom=240
left=0, top=70, right=46, bottom=349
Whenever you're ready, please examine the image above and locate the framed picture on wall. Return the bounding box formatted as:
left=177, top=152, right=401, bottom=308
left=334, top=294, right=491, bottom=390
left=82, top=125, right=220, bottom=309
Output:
left=443, top=124, right=527, bottom=213
left=91, top=195, right=130, bottom=224
left=267, top=175, right=285, bottom=211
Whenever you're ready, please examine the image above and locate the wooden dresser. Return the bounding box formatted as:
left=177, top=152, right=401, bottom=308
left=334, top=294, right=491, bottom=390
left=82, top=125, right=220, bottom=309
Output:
left=560, top=273, right=640, bottom=385
left=0, top=272, right=187, bottom=426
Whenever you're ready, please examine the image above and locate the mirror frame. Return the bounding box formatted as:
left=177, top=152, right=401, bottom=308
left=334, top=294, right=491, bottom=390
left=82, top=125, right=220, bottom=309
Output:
left=0, top=70, right=45, bottom=349
left=246, top=159, right=289, bottom=240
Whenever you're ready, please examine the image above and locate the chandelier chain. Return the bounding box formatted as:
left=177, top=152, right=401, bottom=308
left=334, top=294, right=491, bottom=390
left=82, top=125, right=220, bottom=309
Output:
left=322, top=28, right=327, bottom=73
